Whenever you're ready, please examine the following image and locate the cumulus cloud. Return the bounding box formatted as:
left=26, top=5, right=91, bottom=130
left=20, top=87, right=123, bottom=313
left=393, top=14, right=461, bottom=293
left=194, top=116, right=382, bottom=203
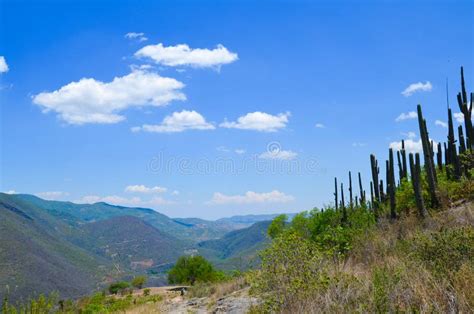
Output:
left=125, top=185, right=167, bottom=194
left=401, top=131, right=417, bottom=139
left=235, top=149, right=246, bottom=154
left=435, top=120, right=448, bottom=128
left=220, top=111, right=290, bottom=132
left=35, top=191, right=69, bottom=200
left=3, top=190, right=17, bottom=194
left=401, top=81, right=432, bottom=97
left=259, top=149, right=297, bottom=160
left=395, top=111, right=417, bottom=122
left=74, top=195, right=173, bottom=207
left=0, top=56, right=8, bottom=73
left=125, top=32, right=148, bottom=42
left=389, top=138, right=438, bottom=154
left=453, top=112, right=470, bottom=124
left=32, top=70, right=185, bottom=125
left=131, top=110, right=215, bottom=133
left=208, top=190, right=294, bottom=205
left=315, top=123, right=325, bottom=128
left=135, top=43, right=238, bottom=68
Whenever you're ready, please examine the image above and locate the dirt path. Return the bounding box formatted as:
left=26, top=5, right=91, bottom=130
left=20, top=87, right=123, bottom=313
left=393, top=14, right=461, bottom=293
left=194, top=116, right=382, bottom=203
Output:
left=127, top=286, right=259, bottom=313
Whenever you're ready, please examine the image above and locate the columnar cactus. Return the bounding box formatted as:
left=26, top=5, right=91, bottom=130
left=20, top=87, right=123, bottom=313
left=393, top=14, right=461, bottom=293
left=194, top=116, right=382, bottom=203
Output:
left=409, top=153, right=428, bottom=218
left=401, top=140, right=408, bottom=179
left=448, top=108, right=461, bottom=179
left=349, top=171, right=353, bottom=209
left=397, top=151, right=403, bottom=182
left=358, top=172, right=365, bottom=205
left=334, top=177, right=338, bottom=210
left=417, top=104, right=439, bottom=207
left=388, top=149, right=397, bottom=220
left=370, top=155, right=380, bottom=205
left=436, top=142, right=443, bottom=171
left=457, top=67, right=473, bottom=150
left=458, top=125, right=466, bottom=154
left=341, top=183, right=347, bottom=223
left=379, top=179, right=385, bottom=203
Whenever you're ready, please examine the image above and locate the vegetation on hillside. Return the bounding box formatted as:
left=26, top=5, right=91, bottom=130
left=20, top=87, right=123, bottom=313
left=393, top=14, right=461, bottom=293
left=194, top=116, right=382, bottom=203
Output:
left=248, top=67, right=474, bottom=312
left=168, top=255, right=225, bottom=285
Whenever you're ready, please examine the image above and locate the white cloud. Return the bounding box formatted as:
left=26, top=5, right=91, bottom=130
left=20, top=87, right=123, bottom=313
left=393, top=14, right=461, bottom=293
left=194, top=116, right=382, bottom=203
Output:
left=125, top=185, right=167, bottom=194
left=235, top=149, right=246, bottom=154
left=435, top=120, right=448, bottom=128
left=220, top=111, right=290, bottom=132
left=35, top=191, right=69, bottom=200
left=74, top=195, right=174, bottom=207
left=315, top=123, right=325, bottom=128
left=453, top=112, right=466, bottom=124
left=208, top=190, right=294, bottom=205
left=216, top=146, right=230, bottom=152
left=135, top=43, right=238, bottom=68
left=33, top=70, right=185, bottom=125
left=0, top=56, right=9, bottom=73
left=3, top=190, right=16, bottom=194
left=389, top=138, right=438, bottom=154
left=352, top=142, right=367, bottom=147
left=395, top=111, right=417, bottom=122
left=401, top=81, right=432, bottom=97
left=172, top=190, right=180, bottom=196
left=401, top=131, right=417, bottom=139
left=259, top=149, right=297, bottom=160
left=132, top=110, right=215, bottom=133
left=125, top=32, right=148, bottom=42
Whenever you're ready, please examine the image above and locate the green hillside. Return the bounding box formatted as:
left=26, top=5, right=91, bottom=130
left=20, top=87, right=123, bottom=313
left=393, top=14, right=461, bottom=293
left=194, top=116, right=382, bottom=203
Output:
left=12, top=194, right=230, bottom=242
left=0, top=193, right=272, bottom=302
left=0, top=194, right=109, bottom=302
left=198, top=221, right=272, bottom=270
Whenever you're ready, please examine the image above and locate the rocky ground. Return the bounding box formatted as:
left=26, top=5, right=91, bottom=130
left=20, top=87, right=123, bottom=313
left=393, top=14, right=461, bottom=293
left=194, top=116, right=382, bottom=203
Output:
left=127, top=286, right=259, bottom=314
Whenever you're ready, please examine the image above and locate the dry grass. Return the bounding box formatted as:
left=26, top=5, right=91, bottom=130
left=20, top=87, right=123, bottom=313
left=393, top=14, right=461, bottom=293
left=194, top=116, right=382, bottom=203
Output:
left=187, top=276, right=248, bottom=300
left=251, top=202, right=474, bottom=313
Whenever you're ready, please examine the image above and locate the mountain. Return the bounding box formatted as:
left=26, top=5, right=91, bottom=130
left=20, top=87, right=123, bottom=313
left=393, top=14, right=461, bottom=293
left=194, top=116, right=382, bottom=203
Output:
left=0, top=194, right=109, bottom=301
left=216, top=213, right=296, bottom=226
left=0, top=193, right=273, bottom=301
left=198, top=221, right=272, bottom=270
left=13, top=194, right=231, bottom=242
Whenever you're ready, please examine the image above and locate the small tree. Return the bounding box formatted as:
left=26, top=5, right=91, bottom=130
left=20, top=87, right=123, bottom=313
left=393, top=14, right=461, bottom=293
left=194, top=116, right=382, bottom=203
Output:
left=108, top=281, right=130, bottom=295
left=268, top=214, right=287, bottom=239
left=168, top=256, right=217, bottom=285
left=131, top=276, right=147, bottom=289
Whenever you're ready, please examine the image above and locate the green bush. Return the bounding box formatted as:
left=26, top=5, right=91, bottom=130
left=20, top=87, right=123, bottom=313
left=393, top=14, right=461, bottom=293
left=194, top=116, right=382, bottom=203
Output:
left=143, top=288, right=151, bottom=296
left=2, top=293, right=59, bottom=314
left=131, top=275, right=147, bottom=289
left=168, top=255, right=221, bottom=285
left=108, top=281, right=130, bottom=295
left=267, top=214, right=287, bottom=239
left=272, top=207, right=374, bottom=258
left=409, top=227, right=474, bottom=275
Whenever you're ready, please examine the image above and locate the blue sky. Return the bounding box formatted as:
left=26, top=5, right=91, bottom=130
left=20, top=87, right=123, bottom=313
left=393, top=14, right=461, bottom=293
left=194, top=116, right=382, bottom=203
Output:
left=1, top=0, right=473, bottom=219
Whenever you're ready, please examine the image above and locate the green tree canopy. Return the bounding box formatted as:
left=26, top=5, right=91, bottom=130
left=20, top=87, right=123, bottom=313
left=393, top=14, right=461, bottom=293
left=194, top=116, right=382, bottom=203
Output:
left=168, top=255, right=218, bottom=285
left=131, top=275, right=147, bottom=289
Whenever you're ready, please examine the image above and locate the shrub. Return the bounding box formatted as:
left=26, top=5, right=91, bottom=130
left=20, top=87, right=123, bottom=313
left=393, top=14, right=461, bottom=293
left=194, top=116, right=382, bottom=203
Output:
left=168, top=255, right=220, bottom=285
left=267, top=214, right=287, bottom=239
left=108, top=281, right=130, bottom=295
left=249, top=232, right=329, bottom=311
left=408, top=227, right=474, bottom=275
left=131, top=275, right=147, bottom=289
left=143, top=288, right=151, bottom=296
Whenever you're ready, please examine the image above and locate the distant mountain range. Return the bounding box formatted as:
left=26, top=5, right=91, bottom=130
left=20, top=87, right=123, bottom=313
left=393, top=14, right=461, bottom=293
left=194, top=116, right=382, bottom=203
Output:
left=0, top=193, right=283, bottom=302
